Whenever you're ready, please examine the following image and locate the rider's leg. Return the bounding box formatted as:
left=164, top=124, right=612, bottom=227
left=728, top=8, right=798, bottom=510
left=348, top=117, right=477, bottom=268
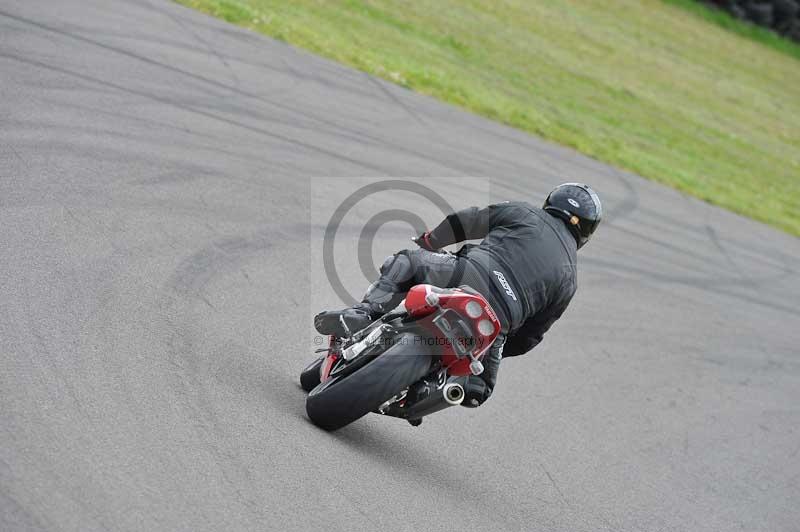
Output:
left=314, top=249, right=461, bottom=336
left=362, top=249, right=462, bottom=313
left=359, top=251, right=417, bottom=314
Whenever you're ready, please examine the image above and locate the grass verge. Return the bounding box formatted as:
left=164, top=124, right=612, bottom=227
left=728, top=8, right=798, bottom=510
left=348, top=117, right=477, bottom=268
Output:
left=175, top=0, right=800, bottom=236
left=662, top=0, right=800, bottom=61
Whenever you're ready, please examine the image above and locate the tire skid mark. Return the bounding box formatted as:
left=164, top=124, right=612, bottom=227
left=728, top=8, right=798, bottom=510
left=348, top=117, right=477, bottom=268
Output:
left=584, top=255, right=800, bottom=317
left=158, top=231, right=282, bottom=524
left=0, top=9, right=425, bottom=148
left=602, top=223, right=795, bottom=288
left=150, top=0, right=242, bottom=90
left=0, top=52, right=396, bottom=175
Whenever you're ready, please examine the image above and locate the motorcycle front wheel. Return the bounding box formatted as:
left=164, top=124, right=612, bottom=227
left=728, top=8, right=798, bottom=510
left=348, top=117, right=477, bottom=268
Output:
left=305, top=332, right=434, bottom=431
left=300, top=356, right=324, bottom=393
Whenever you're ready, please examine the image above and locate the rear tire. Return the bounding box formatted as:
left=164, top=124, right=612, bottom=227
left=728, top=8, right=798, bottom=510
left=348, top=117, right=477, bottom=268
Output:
left=306, top=332, right=434, bottom=431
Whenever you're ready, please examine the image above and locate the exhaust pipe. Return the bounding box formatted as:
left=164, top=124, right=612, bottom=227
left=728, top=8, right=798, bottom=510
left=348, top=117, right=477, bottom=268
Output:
left=402, top=378, right=465, bottom=421
left=443, top=382, right=465, bottom=405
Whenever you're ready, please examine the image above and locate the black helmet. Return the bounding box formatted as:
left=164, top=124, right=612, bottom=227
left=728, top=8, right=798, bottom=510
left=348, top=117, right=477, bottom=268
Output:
left=543, top=183, right=602, bottom=249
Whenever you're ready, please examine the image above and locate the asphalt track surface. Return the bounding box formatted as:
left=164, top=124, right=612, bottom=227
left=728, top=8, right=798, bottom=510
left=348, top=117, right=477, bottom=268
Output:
left=2, top=1, right=799, bottom=531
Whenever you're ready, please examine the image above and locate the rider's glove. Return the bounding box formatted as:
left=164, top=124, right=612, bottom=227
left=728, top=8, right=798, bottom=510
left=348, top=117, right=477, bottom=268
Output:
left=412, top=231, right=439, bottom=252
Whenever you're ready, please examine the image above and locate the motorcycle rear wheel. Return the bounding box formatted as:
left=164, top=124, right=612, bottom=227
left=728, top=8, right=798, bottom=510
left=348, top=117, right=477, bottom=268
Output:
left=305, top=332, right=433, bottom=431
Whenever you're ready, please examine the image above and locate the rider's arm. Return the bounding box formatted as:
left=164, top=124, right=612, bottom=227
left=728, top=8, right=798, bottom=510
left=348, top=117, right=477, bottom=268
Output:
left=502, top=304, right=566, bottom=358
left=426, top=202, right=519, bottom=248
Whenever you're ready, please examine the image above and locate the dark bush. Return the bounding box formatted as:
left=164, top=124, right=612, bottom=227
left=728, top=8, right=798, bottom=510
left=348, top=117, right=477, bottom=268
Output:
left=700, top=0, right=800, bottom=42
left=743, top=2, right=774, bottom=26
left=728, top=3, right=748, bottom=18
left=771, top=0, right=799, bottom=31
left=787, top=17, right=800, bottom=38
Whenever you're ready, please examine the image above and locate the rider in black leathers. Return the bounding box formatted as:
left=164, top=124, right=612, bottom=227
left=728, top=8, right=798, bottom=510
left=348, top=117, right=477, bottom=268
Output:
left=315, top=184, right=602, bottom=407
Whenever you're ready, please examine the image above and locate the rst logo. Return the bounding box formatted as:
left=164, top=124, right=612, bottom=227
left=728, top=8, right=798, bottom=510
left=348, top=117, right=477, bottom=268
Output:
left=492, top=270, right=517, bottom=302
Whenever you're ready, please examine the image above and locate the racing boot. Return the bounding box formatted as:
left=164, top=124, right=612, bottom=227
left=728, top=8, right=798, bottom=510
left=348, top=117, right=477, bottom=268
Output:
left=314, top=303, right=377, bottom=337
left=315, top=252, right=416, bottom=337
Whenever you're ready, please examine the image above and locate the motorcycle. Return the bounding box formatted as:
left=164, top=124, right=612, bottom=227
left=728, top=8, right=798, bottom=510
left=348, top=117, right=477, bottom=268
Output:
left=301, top=283, right=501, bottom=431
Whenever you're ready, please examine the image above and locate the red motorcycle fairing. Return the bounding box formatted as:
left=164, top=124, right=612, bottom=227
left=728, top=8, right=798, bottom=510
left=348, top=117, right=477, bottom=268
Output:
left=403, top=284, right=501, bottom=376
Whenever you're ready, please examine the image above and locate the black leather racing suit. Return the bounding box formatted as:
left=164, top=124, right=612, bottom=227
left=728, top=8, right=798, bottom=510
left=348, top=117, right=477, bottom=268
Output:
left=361, top=201, right=578, bottom=406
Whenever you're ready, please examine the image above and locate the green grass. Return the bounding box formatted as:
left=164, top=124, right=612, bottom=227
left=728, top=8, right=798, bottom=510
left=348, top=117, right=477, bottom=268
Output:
left=663, top=0, right=800, bottom=61
left=175, top=0, right=800, bottom=236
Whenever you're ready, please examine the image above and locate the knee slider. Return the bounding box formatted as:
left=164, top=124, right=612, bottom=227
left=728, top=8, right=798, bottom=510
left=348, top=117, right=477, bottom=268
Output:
left=380, top=251, right=415, bottom=283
